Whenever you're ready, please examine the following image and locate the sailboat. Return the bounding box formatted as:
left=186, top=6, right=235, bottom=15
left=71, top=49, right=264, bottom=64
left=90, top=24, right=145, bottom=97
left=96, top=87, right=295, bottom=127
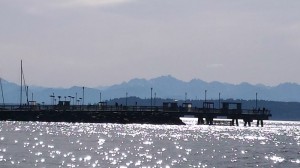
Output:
left=20, top=60, right=29, bottom=108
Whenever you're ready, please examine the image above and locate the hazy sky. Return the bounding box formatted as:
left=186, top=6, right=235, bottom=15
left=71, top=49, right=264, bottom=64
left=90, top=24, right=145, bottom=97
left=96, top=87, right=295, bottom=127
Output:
left=1, top=0, right=300, bottom=88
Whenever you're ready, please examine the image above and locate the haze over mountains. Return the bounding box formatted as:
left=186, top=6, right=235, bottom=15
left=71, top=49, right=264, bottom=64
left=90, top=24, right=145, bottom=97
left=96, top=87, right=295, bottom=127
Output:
left=1, top=75, right=300, bottom=104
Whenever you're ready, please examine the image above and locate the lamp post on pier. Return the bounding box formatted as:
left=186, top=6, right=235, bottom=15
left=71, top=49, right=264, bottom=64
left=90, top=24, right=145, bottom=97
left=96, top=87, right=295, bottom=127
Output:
left=68, top=96, right=72, bottom=103
left=126, top=92, right=128, bottom=106
left=154, top=92, right=156, bottom=106
left=50, top=93, right=55, bottom=106
left=82, top=87, right=85, bottom=106
left=219, top=92, right=221, bottom=109
left=75, top=92, right=77, bottom=105
left=256, top=92, right=258, bottom=110
left=151, top=87, right=153, bottom=111
left=205, top=90, right=207, bottom=102
left=99, top=92, right=102, bottom=103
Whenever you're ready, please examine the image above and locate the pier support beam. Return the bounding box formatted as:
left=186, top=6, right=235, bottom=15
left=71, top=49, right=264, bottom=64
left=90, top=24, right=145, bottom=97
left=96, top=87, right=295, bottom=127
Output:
left=197, top=117, right=204, bottom=125
left=243, top=119, right=252, bottom=127
left=244, top=121, right=251, bottom=126
left=205, top=117, right=213, bottom=125
left=231, top=119, right=239, bottom=126
left=256, top=120, right=264, bottom=127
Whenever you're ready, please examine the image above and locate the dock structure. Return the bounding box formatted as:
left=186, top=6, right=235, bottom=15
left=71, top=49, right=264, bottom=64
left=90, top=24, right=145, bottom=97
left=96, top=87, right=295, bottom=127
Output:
left=0, top=101, right=271, bottom=126
left=0, top=61, right=272, bottom=126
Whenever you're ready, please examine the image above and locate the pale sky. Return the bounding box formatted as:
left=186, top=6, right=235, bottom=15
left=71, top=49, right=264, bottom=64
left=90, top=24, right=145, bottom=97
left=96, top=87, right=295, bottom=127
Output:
left=1, top=0, right=300, bottom=88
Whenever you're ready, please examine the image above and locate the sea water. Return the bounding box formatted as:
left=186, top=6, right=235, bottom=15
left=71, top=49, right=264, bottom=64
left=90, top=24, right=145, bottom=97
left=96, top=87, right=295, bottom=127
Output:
left=0, top=119, right=299, bottom=168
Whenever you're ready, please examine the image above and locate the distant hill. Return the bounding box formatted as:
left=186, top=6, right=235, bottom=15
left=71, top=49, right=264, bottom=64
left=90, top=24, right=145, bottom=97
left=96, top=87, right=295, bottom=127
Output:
left=1, top=75, right=300, bottom=104
left=97, top=75, right=300, bottom=102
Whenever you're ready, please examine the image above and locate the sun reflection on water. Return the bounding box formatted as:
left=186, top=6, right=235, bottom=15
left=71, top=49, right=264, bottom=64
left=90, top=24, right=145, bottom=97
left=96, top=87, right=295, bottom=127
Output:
left=0, top=120, right=299, bottom=167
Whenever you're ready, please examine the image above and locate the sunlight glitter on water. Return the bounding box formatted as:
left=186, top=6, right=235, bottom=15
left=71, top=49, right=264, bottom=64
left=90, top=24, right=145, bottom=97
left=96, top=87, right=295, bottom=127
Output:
left=0, top=120, right=300, bottom=167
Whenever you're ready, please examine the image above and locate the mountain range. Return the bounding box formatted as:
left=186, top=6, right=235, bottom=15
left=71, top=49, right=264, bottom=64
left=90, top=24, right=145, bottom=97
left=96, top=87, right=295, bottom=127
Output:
left=1, top=75, right=300, bottom=104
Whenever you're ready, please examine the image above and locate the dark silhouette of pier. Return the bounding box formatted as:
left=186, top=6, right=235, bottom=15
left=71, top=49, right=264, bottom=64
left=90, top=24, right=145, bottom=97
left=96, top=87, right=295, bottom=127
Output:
left=0, top=101, right=271, bottom=126
left=0, top=61, right=271, bottom=126
left=0, top=61, right=272, bottom=126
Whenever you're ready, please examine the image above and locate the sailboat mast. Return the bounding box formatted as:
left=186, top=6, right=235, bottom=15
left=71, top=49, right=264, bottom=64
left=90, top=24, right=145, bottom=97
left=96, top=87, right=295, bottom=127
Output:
left=20, top=60, right=23, bottom=107
left=0, top=77, right=4, bottom=107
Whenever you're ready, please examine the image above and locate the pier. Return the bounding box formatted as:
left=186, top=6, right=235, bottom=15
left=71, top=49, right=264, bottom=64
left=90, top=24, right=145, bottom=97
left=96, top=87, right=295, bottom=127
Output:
left=0, top=101, right=271, bottom=126
left=0, top=61, right=272, bottom=126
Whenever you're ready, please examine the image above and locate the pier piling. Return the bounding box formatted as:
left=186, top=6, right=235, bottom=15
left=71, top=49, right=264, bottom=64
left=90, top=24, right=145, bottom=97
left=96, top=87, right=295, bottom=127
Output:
left=197, top=117, right=204, bottom=125
left=205, top=117, right=214, bottom=125
left=243, top=118, right=252, bottom=127
left=231, top=118, right=239, bottom=126
left=257, top=120, right=264, bottom=127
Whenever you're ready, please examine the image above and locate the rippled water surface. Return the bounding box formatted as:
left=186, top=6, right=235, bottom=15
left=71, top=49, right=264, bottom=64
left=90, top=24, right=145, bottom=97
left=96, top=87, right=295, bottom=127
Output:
left=0, top=119, right=300, bottom=167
